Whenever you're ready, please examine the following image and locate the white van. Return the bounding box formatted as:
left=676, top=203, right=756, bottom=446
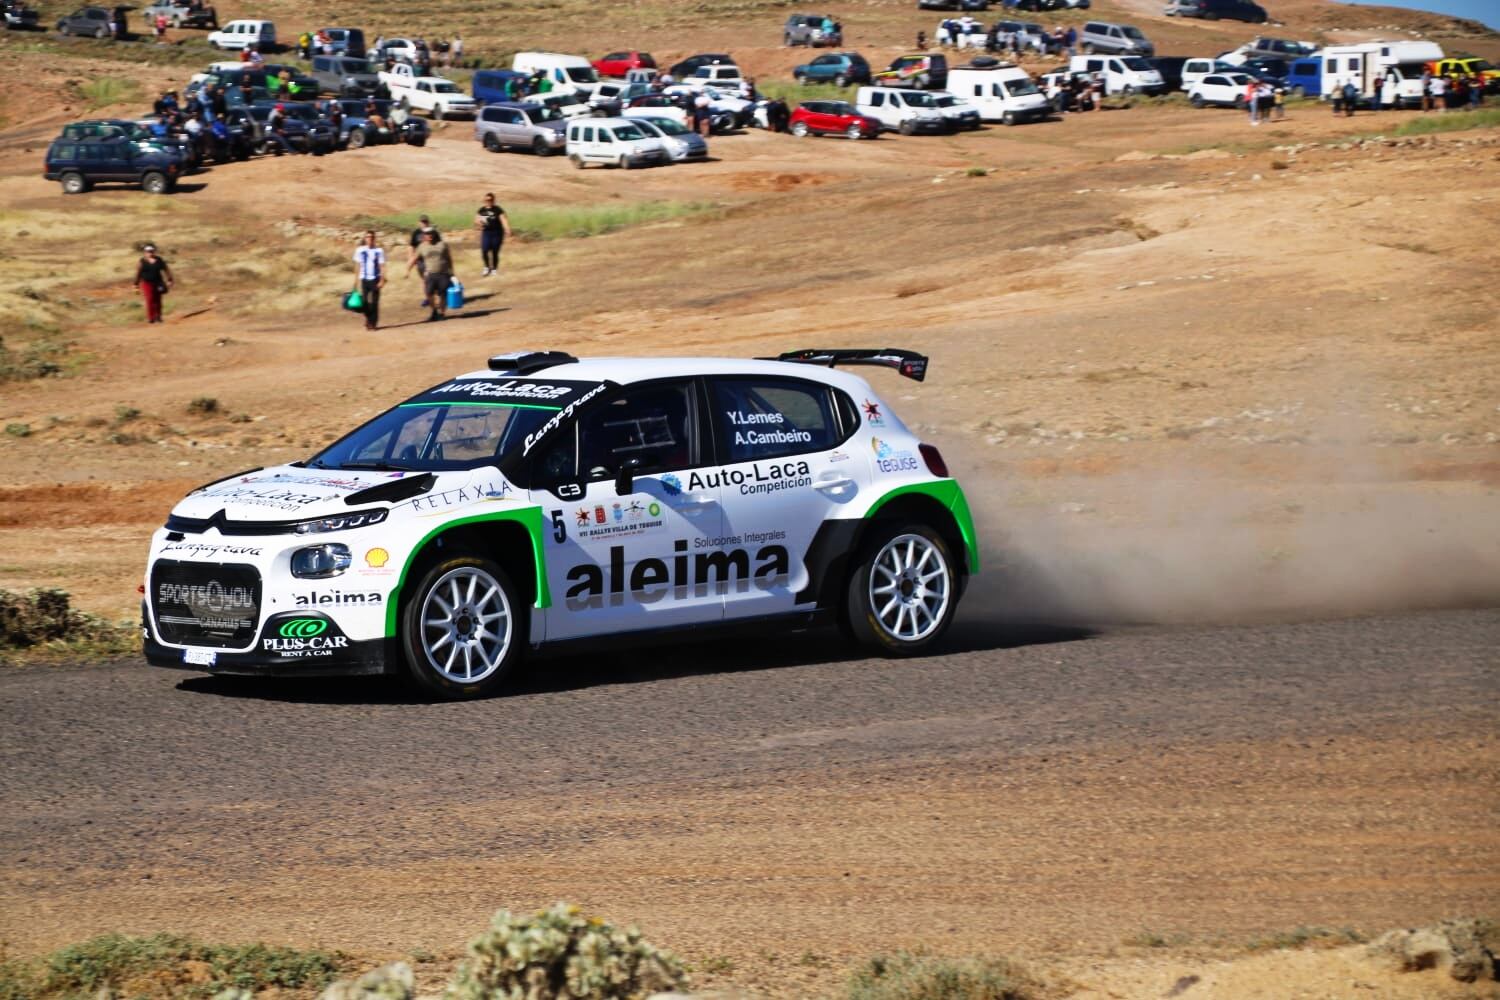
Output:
left=565, top=117, right=668, bottom=169
left=945, top=63, right=1051, bottom=124
left=1068, top=54, right=1165, bottom=95
left=512, top=52, right=600, bottom=96
left=853, top=86, right=949, bottom=134
left=206, top=19, right=275, bottom=52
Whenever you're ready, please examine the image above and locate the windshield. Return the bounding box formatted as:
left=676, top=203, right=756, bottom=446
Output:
left=431, top=82, right=461, bottom=94
left=903, top=92, right=938, bottom=107
left=523, top=106, right=562, bottom=123
left=647, top=116, right=688, bottom=134
left=612, top=124, right=647, bottom=140
left=565, top=66, right=599, bottom=83
left=1005, top=77, right=1039, bottom=96
left=1123, top=26, right=1146, bottom=39
left=931, top=95, right=959, bottom=107
left=1473, top=60, right=1495, bottom=71
left=307, top=377, right=608, bottom=473
left=1121, top=57, right=1152, bottom=70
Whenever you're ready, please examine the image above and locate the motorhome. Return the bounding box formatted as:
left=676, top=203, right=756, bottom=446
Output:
left=1321, top=41, right=1442, bottom=108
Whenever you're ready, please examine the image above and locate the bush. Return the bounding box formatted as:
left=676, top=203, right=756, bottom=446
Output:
left=0, top=588, right=137, bottom=662
left=0, top=332, right=72, bottom=382
left=365, top=201, right=720, bottom=243
left=187, top=397, right=220, bottom=415
left=42, top=933, right=341, bottom=998
left=446, top=903, right=687, bottom=1000
left=76, top=76, right=143, bottom=110
left=1394, top=107, right=1500, bottom=136
left=847, top=952, right=1044, bottom=1000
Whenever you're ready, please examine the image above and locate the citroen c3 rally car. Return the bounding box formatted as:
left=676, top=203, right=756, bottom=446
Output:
left=142, top=349, right=978, bottom=698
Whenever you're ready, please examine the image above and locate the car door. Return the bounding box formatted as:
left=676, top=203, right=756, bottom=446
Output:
left=707, top=375, right=864, bottom=623
left=531, top=379, right=724, bottom=640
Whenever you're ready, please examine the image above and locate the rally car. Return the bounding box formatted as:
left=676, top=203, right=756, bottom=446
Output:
left=142, top=349, right=977, bottom=698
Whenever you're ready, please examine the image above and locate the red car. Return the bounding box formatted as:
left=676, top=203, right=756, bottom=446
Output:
left=789, top=100, right=880, bottom=139
left=592, top=50, right=657, bottom=78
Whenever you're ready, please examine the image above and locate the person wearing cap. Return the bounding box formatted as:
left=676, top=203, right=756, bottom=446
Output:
left=134, top=244, right=174, bottom=324
left=405, top=229, right=454, bottom=322
left=407, top=215, right=441, bottom=288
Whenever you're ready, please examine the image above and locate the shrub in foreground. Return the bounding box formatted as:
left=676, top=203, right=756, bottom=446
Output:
left=0, top=588, right=136, bottom=662
left=847, top=951, right=1044, bottom=1000
left=39, top=933, right=341, bottom=998
left=446, top=903, right=687, bottom=1000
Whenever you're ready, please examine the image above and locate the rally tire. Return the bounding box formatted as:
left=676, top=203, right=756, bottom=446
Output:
left=844, top=523, right=958, bottom=656
left=400, top=555, right=523, bottom=699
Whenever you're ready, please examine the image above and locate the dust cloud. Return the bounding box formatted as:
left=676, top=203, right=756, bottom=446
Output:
left=955, top=458, right=1500, bottom=627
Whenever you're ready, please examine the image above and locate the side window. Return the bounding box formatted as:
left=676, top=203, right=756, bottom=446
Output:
left=870, top=92, right=884, bottom=106
left=1109, top=59, right=1124, bottom=72
left=582, top=126, right=594, bottom=141
left=600, top=129, right=614, bottom=143
left=577, top=382, right=696, bottom=480
left=711, top=378, right=841, bottom=463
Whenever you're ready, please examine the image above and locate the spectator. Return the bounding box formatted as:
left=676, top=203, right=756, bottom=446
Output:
left=451, top=33, right=463, bottom=67
left=474, top=192, right=511, bottom=277
left=1421, top=67, right=1433, bottom=111
left=1064, top=25, right=1077, bottom=58
left=1331, top=78, right=1344, bottom=115
left=297, top=30, right=311, bottom=59
left=1341, top=78, right=1357, bottom=116
left=153, top=12, right=167, bottom=43
left=1272, top=83, right=1285, bottom=120
left=406, top=229, right=454, bottom=322
left=916, top=29, right=926, bottom=50
left=1372, top=74, right=1383, bottom=111
left=134, top=244, right=173, bottom=324
left=408, top=214, right=441, bottom=282
left=316, top=28, right=331, bottom=55
left=1469, top=74, right=1482, bottom=108
left=352, top=230, right=386, bottom=331
left=766, top=97, right=789, bottom=132
left=693, top=90, right=711, bottom=135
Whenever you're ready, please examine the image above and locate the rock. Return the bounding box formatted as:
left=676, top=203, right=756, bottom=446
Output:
left=1182, top=148, right=1231, bottom=160
left=1366, top=919, right=1496, bottom=983
left=320, top=962, right=415, bottom=1000
left=1115, top=150, right=1156, bottom=162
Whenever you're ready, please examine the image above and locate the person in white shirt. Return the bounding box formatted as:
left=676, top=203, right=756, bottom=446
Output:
left=351, top=231, right=387, bottom=331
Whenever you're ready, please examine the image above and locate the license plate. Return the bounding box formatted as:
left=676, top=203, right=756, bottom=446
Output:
left=182, top=647, right=218, bottom=667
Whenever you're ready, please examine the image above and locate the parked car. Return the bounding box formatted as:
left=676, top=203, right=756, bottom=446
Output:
left=627, top=116, right=709, bottom=160
left=245, top=103, right=337, bottom=153
left=206, top=18, right=274, bottom=52
left=375, top=37, right=428, bottom=63
left=873, top=53, right=949, bottom=89
left=472, top=69, right=530, bottom=105
left=1079, top=21, right=1154, bottom=57
left=1188, top=71, right=1255, bottom=107
left=59, top=119, right=196, bottom=170
left=588, top=81, right=654, bottom=115
left=919, top=0, right=988, bottom=9
left=683, top=63, right=746, bottom=91
left=326, top=97, right=429, bottom=147
left=380, top=64, right=477, bottom=118
left=535, top=91, right=594, bottom=119
left=1069, top=54, right=1166, bottom=94
left=592, top=50, right=656, bottom=77
left=789, top=100, right=881, bottom=138
left=475, top=101, right=567, bottom=155
left=1164, top=0, right=1266, bottom=22
left=1223, top=37, right=1318, bottom=64
left=1428, top=56, right=1500, bottom=94
left=311, top=54, right=384, bottom=97
left=140, top=2, right=216, bottom=28
left=946, top=61, right=1051, bottom=124
left=793, top=51, right=872, bottom=87
left=929, top=92, right=982, bottom=129
left=1284, top=57, right=1322, bottom=97
left=3, top=0, right=41, bottom=30
left=1179, top=56, right=1247, bottom=91
left=624, top=95, right=733, bottom=132
left=45, top=137, right=180, bottom=193
left=784, top=13, right=841, bottom=47
left=565, top=117, right=668, bottom=169
left=1238, top=58, right=1288, bottom=83
left=55, top=6, right=111, bottom=37
left=315, top=26, right=365, bottom=56
left=668, top=53, right=732, bottom=79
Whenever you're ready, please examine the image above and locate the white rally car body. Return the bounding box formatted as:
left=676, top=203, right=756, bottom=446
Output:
left=142, top=350, right=977, bottom=697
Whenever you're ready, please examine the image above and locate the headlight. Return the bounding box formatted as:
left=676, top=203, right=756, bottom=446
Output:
left=293, top=508, right=389, bottom=534
left=291, top=543, right=352, bottom=579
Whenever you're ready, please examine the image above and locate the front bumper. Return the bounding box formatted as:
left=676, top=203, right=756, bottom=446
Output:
left=145, top=630, right=396, bottom=676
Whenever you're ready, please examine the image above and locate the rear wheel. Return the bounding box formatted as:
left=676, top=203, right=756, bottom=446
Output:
left=1081, top=43, right=1094, bottom=54
left=845, top=122, right=862, bottom=139
left=482, top=131, right=501, bottom=152
left=794, top=71, right=807, bottom=84
left=1002, top=110, right=1017, bottom=125
left=140, top=171, right=169, bottom=194
left=1190, top=93, right=1205, bottom=108
left=60, top=171, right=88, bottom=194
left=93, top=25, right=106, bottom=38
left=531, top=135, right=549, bottom=155
left=844, top=524, right=958, bottom=655
left=400, top=556, right=522, bottom=699
left=834, top=72, right=849, bottom=87
left=570, top=153, right=585, bottom=169
left=899, top=119, right=916, bottom=135
left=349, top=127, right=369, bottom=149
left=791, top=120, right=810, bottom=136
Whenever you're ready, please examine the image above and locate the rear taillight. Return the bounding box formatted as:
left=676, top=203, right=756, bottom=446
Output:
left=919, top=443, right=949, bottom=478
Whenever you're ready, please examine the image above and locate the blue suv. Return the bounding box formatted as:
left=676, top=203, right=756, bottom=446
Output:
left=45, top=137, right=180, bottom=194
left=793, top=51, right=871, bottom=87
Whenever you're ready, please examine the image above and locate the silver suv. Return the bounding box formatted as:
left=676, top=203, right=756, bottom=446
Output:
left=474, top=102, right=566, bottom=155
left=1080, top=20, right=1155, bottom=57
left=784, top=13, right=842, bottom=47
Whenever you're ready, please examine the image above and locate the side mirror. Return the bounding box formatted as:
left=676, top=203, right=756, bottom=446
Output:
left=614, top=455, right=643, bottom=496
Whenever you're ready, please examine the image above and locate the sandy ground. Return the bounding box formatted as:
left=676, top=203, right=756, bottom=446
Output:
left=1, top=0, right=1498, bottom=994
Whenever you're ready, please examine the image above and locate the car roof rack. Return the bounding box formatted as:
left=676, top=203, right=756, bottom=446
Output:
left=487, top=350, right=579, bottom=375
left=763, top=348, right=928, bottom=382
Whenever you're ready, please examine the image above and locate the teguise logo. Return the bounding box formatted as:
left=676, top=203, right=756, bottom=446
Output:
left=871, top=437, right=920, bottom=474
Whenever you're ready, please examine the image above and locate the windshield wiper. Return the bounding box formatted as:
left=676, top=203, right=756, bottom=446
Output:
left=338, top=461, right=410, bottom=471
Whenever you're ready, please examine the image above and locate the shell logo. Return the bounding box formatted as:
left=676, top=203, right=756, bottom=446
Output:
left=365, top=547, right=390, bottom=568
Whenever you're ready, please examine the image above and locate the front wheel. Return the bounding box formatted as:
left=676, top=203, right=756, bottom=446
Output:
left=899, top=119, right=916, bottom=135
left=1081, top=43, right=1094, bottom=54
left=400, top=556, right=522, bottom=699
left=531, top=136, right=549, bottom=155
left=844, top=524, right=958, bottom=655
left=482, top=131, right=501, bottom=152
left=845, top=122, right=862, bottom=139
left=93, top=25, right=107, bottom=38
left=791, top=120, right=810, bottom=136
left=140, top=171, right=169, bottom=194
left=60, top=171, right=88, bottom=194
left=349, top=127, right=369, bottom=149
left=834, top=73, right=849, bottom=87
left=1190, top=93, right=1205, bottom=108
left=1002, top=110, right=1017, bottom=125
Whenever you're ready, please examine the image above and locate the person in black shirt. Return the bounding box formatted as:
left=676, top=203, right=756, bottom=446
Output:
left=134, top=244, right=173, bottom=324
left=473, top=193, right=512, bottom=276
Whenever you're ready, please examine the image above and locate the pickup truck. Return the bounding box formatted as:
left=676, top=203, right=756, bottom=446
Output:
left=379, top=63, right=477, bottom=118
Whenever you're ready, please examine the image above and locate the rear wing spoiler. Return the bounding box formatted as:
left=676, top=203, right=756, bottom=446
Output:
left=762, top=348, right=929, bottom=383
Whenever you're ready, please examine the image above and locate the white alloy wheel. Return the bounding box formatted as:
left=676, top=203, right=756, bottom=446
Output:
left=416, top=564, right=514, bottom=684
left=867, top=532, right=952, bottom=643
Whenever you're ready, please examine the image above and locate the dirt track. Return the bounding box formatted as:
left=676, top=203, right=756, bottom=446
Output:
left=2, top=1, right=1500, bottom=994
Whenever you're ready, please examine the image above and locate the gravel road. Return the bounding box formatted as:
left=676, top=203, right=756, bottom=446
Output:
left=2, top=608, right=1497, bottom=971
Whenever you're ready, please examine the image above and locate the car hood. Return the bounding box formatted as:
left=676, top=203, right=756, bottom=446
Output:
left=173, top=465, right=522, bottom=524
